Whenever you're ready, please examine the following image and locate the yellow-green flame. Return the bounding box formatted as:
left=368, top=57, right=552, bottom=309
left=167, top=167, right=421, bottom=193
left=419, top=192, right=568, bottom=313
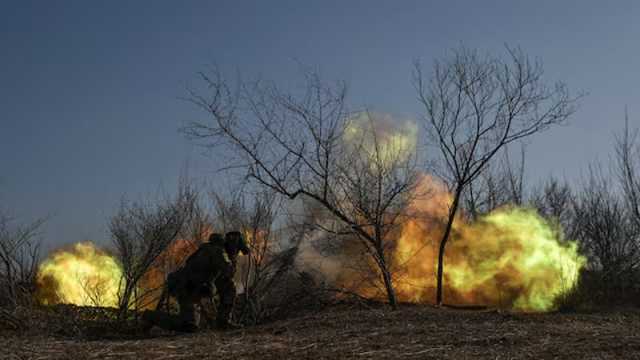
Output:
left=36, top=242, right=123, bottom=307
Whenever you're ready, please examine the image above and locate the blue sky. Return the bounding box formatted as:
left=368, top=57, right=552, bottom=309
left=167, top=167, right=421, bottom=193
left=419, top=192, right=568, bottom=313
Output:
left=1, top=1, right=638, bottom=249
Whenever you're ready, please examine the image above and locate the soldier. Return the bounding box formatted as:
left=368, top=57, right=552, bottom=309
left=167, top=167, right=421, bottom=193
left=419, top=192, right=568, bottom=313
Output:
left=151, top=231, right=249, bottom=331
left=216, top=231, right=250, bottom=328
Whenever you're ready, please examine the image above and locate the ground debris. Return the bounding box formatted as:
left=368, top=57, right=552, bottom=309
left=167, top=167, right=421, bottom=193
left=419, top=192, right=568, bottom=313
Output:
left=2, top=304, right=640, bottom=359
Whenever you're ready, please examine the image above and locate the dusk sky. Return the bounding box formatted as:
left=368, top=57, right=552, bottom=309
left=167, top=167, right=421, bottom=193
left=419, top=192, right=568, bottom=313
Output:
left=1, top=1, right=638, bottom=250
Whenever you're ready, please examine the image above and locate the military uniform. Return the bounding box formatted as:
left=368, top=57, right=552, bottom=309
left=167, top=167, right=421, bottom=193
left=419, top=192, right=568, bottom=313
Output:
left=151, top=232, right=248, bottom=331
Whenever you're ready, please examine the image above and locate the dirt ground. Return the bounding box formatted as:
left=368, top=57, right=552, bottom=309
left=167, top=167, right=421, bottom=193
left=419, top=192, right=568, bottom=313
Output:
left=2, top=304, right=640, bottom=359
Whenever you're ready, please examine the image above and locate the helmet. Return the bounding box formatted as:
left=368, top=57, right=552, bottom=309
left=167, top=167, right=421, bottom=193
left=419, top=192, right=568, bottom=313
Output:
left=224, top=231, right=250, bottom=256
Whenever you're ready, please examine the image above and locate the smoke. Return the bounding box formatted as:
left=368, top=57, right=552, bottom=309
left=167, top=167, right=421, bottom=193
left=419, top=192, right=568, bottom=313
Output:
left=34, top=112, right=586, bottom=312
left=294, top=113, right=586, bottom=311
left=344, top=111, right=418, bottom=164
left=295, top=230, right=344, bottom=284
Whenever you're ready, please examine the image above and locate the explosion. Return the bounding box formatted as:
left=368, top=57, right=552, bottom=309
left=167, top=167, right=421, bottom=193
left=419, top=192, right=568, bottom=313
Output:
left=35, top=114, right=586, bottom=312
left=36, top=242, right=123, bottom=307
left=391, top=177, right=586, bottom=311
left=35, top=234, right=209, bottom=309
left=304, top=114, right=587, bottom=311
left=36, top=239, right=204, bottom=308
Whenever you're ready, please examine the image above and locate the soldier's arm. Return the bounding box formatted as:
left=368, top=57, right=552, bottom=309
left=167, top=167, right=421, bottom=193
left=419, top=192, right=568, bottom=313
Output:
left=220, top=251, right=234, bottom=278
left=209, top=248, right=234, bottom=279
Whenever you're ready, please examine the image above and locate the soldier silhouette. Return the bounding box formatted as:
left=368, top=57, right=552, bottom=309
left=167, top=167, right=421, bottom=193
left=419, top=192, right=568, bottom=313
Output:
left=149, top=231, right=249, bottom=331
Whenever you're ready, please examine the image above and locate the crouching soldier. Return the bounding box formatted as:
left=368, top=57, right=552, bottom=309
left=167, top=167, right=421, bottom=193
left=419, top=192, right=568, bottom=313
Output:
left=150, top=231, right=249, bottom=332
left=216, top=231, right=250, bottom=328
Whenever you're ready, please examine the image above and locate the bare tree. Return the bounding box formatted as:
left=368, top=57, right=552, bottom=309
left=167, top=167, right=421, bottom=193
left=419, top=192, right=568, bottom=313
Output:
left=0, top=212, right=44, bottom=308
left=184, top=69, right=419, bottom=309
left=530, top=176, right=576, bottom=237
left=211, top=189, right=247, bottom=233
left=327, top=113, right=420, bottom=308
left=615, top=110, right=640, bottom=230
left=180, top=198, right=213, bottom=248
left=572, top=167, right=640, bottom=302
left=109, top=182, right=197, bottom=317
left=463, top=145, right=526, bottom=218
left=211, top=188, right=299, bottom=323
left=235, top=191, right=279, bottom=324
left=78, top=274, right=110, bottom=308
left=413, top=46, right=578, bottom=305
left=153, top=193, right=214, bottom=306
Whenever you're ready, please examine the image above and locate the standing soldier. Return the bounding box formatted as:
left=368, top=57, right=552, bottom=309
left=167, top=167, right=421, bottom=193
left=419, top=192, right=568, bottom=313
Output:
left=151, top=231, right=249, bottom=331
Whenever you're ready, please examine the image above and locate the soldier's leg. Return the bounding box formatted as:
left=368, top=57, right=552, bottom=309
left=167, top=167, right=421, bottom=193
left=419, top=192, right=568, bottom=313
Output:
left=142, top=278, right=179, bottom=331
left=194, top=283, right=216, bottom=329
left=215, top=276, right=236, bottom=329
left=198, top=296, right=217, bottom=329
left=177, top=294, right=197, bottom=332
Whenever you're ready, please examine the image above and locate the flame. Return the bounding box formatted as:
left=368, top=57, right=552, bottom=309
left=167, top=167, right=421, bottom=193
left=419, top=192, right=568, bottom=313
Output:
left=35, top=239, right=204, bottom=309
left=394, top=176, right=586, bottom=310
left=324, top=115, right=587, bottom=311
left=34, top=223, right=219, bottom=309
left=342, top=174, right=587, bottom=311
left=36, top=242, right=123, bottom=307
left=34, top=113, right=586, bottom=312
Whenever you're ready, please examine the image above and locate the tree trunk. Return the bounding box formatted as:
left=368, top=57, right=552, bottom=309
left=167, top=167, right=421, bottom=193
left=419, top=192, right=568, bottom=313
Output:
left=435, top=185, right=463, bottom=306
left=118, top=281, right=134, bottom=319
left=375, top=251, right=398, bottom=310
left=381, top=265, right=398, bottom=310
left=372, top=226, right=398, bottom=310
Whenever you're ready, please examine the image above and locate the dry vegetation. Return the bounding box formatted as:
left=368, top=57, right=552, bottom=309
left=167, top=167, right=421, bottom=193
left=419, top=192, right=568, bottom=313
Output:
left=2, top=46, right=640, bottom=359
left=2, top=302, right=640, bottom=359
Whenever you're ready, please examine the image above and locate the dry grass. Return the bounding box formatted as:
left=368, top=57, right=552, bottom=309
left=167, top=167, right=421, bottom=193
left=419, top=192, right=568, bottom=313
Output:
left=2, top=303, right=640, bottom=359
